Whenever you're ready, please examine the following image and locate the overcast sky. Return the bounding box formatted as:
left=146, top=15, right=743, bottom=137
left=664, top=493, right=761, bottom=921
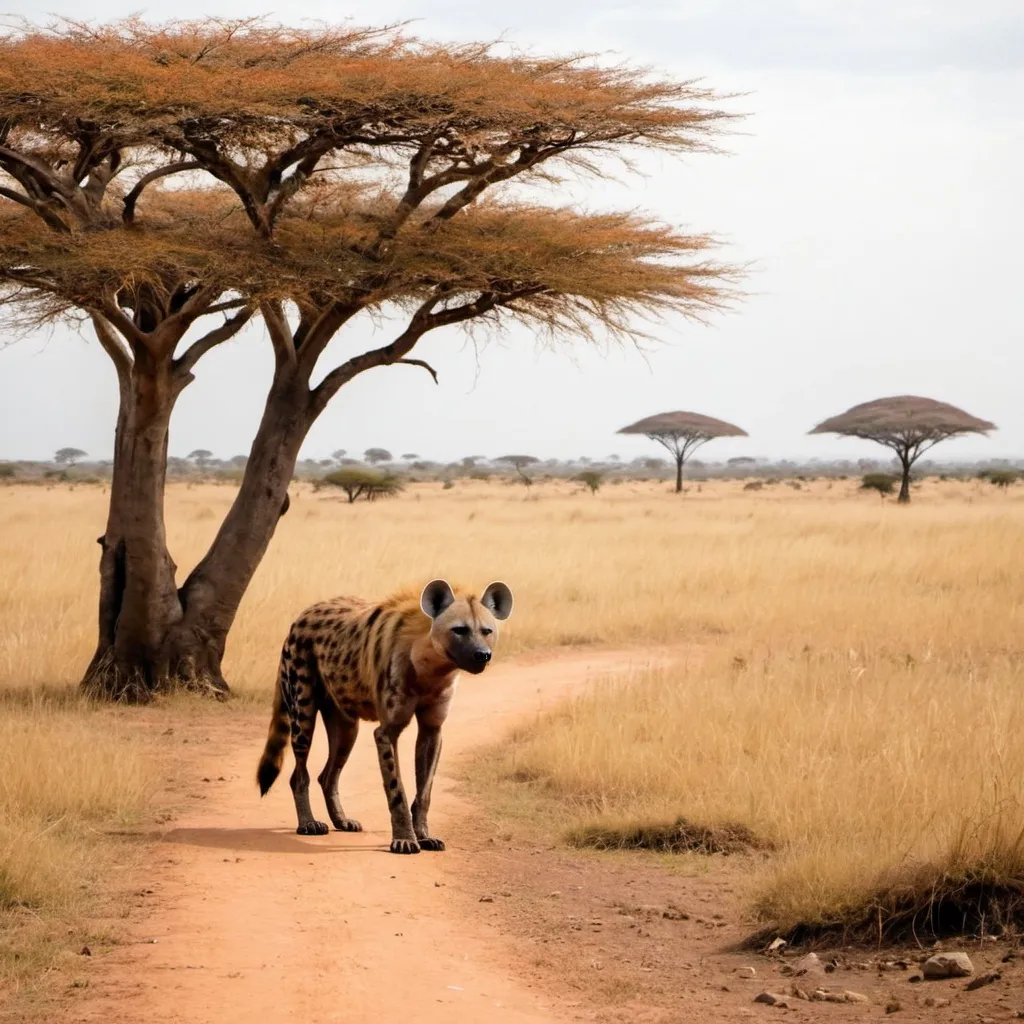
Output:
left=1, top=0, right=1021, bottom=465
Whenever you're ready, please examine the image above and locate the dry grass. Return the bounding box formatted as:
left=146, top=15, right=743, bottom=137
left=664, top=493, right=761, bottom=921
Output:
left=0, top=692, right=158, bottom=1002
left=2, top=474, right=1017, bottom=696
left=1, top=475, right=1023, bottom=949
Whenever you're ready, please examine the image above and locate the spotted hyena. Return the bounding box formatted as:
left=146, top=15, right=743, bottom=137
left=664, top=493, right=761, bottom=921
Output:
left=256, top=579, right=514, bottom=854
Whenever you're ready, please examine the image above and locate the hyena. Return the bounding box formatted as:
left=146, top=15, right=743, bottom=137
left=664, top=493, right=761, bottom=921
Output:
left=256, top=579, right=513, bottom=854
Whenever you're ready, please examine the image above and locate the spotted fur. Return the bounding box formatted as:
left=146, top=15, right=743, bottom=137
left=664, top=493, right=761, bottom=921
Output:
left=257, top=579, right=513, bottom=854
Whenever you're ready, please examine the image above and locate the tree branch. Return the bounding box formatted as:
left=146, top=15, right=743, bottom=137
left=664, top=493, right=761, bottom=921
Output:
left=395, top=358, right=439, bottom=384
left=89, top=313, right=133, bottom=385
left=122, top=161, right=202, bottom=225
left=260, top=300, right=298, bottom=368
left=309, top=293, right=496, bottom=416
left=173, top=307, right=254, bottom=377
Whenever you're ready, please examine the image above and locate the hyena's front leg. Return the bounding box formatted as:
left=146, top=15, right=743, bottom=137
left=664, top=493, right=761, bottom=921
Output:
left=373, top=713, right=419, bottom=854
left=411, top=702, right=450, bottom=851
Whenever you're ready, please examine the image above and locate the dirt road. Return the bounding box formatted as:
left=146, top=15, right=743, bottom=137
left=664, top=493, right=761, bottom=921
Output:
left=69, top=647, right=667, bottom=1024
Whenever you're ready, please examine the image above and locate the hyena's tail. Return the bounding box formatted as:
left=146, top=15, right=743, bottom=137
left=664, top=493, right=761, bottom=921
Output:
left=257, top=655, right=291, bottom=796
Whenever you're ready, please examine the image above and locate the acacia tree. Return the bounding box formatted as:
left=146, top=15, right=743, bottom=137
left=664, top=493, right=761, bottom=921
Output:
left=496, top=454, right=540, bottom=486
left=0, top=19, right=736, bottom=700
left=55, top=446, right=87, bottom=466
left=810, top=396, right=995, bottom=503
left=618, top=411, right=747, bottom=492
left=364, top=448, right=393, bottom=465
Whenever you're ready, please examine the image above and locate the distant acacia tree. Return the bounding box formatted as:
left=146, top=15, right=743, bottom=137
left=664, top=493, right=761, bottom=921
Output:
left=55, top=446, right=87, bottom=466
left=187, top=449, right=214, bottom=471
left=0, top=19, right=736, bottom=700
left=230, top=455, right=248, bottom=469
left=331, top=449, right=347, bottom=464
left=618, top=411, right=747, bottom=493
left=811, top=397, right=996, bottom=503
left=496, top=455, right=540, bottom=487
left=320, top=468, right=404, bottom=503
left=400, top=452, right=419, bottom=460
left=364, top=448, right=393, bottom=465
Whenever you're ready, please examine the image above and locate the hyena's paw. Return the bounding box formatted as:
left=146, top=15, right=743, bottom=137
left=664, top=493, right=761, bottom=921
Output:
left=296, top=820, right=330, bottom=836
left=333, top=818, right=363, bottom=833
left=417, top=837, right=446, bottom=852
left=389, top=838, right=421, bottom=855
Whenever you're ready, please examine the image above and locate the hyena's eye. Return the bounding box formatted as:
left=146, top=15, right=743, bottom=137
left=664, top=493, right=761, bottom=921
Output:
left=451, top=625, right=470, bottom=637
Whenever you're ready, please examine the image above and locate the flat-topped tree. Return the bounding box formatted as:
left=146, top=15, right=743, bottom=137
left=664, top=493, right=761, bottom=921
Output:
left=55, top=447, right=87, bottom=467
left=810, top=396, right=995, bottom=503
left=0, top=18, right=737, bottom=701
left=618, top=411, right=747, bottom=492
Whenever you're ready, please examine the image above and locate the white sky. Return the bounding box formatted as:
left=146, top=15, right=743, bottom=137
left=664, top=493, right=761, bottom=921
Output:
left=0, top=1, right=1021, bottom=466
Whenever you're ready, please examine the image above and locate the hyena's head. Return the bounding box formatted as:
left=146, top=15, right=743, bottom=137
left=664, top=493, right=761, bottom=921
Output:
left=420, top=579, right=514, bottom=675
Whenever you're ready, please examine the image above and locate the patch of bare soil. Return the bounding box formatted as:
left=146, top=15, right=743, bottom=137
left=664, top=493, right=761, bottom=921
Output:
left=452, top=816, right=1024, bottom=1023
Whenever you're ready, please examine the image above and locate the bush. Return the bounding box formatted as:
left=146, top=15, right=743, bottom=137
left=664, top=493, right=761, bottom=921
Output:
left=743, top=480, right=763, bottom=491
left=861, top=473, right=898, bottom=496
left=319, top=468, right=404, bottom=503
left=0, top=464, right=16, bottom=479
left=574, top=470, right=604, bottom=494
left=985, top=470, right=1019, bottom=489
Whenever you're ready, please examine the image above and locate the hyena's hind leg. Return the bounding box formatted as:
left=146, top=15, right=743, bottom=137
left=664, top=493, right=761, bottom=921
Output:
left=288, top=652, right=329, bottom=836
left=317, top=698, right=362, bottom=832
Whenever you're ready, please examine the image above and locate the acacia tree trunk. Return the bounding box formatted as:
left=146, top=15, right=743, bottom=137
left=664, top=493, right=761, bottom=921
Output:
left=898, top=453, right=912, bottom=504
left=82, top=351, right=185, bottom=701
left=675, top=455, right=684, bottom=493
left=82, top=356, right=308, bottom=701
left=162, top=370, right=310, bottom=691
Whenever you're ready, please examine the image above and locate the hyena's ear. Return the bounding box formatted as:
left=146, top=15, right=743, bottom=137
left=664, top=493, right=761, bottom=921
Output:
left=420, top=579, right=456, bottom=619
left=481, top=581, right=514, bottom=620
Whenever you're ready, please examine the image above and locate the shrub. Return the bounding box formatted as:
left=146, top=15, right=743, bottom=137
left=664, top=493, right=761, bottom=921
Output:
left=319, top=468, right=404, bottom=503
left=574, top=470, right=604, bottom=494
left=861, top=473, right=898, bottom=496
left=442, top=478, right=455, bottom=490
left=985, top=470, right=1019, bottom=489
left=0, top=464, right=16, bottom=479
left=743, top=480, right=763, bottom=491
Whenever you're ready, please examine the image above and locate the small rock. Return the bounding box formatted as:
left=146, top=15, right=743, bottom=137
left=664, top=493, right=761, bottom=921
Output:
left=843, top=990, right=870, bottom=1003
left=922, top=951, right=974, bottom=979
left=547, top=891, right=561, bottom=898
left=885, top=999, right=902, bottom=1013
left=1002, top=951, right=1017, bottom=963
left=478, top=895, right=494, bottom=903
left=79, top=946, right=91, bottom=956
left=923, top=996, right=950, bottom=1008
left=795, top=952, right=823, bottom=974
left=908, top=973, right=923, bottom=983
left=753, top=991, right=788, bottom=1007
left=767, top=938, right=787, bottom=953
left=736, top=966, right=757, bottom=979
left=965, top=969, right=1001, bottom=991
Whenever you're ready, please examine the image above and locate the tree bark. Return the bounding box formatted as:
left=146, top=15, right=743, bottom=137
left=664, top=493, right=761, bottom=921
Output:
left=160, top=370, right=310, bottom=693
left=675, top=456, right=684, bottom=494
left=82, top=361, right=308, bottom=700
left=898, top=453, right=912, bottom=504
left=82, top=350, right=184, bottom=701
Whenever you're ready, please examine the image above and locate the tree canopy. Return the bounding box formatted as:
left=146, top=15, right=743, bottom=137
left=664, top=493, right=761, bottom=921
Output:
left=0, top=17, right=741, bottom=700
left=810, top=396, right=995, bottom=503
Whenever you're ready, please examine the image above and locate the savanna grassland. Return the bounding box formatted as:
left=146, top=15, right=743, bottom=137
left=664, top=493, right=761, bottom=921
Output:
left=0, top=473, right=1022, bottom=1002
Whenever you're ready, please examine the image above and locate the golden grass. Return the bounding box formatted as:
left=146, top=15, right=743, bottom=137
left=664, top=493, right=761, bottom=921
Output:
left=2, top=474, right=1018, bottom=695
left=0, top=693, right=158, bottom=1000
left=1, top=475, right=1023, bottom=944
